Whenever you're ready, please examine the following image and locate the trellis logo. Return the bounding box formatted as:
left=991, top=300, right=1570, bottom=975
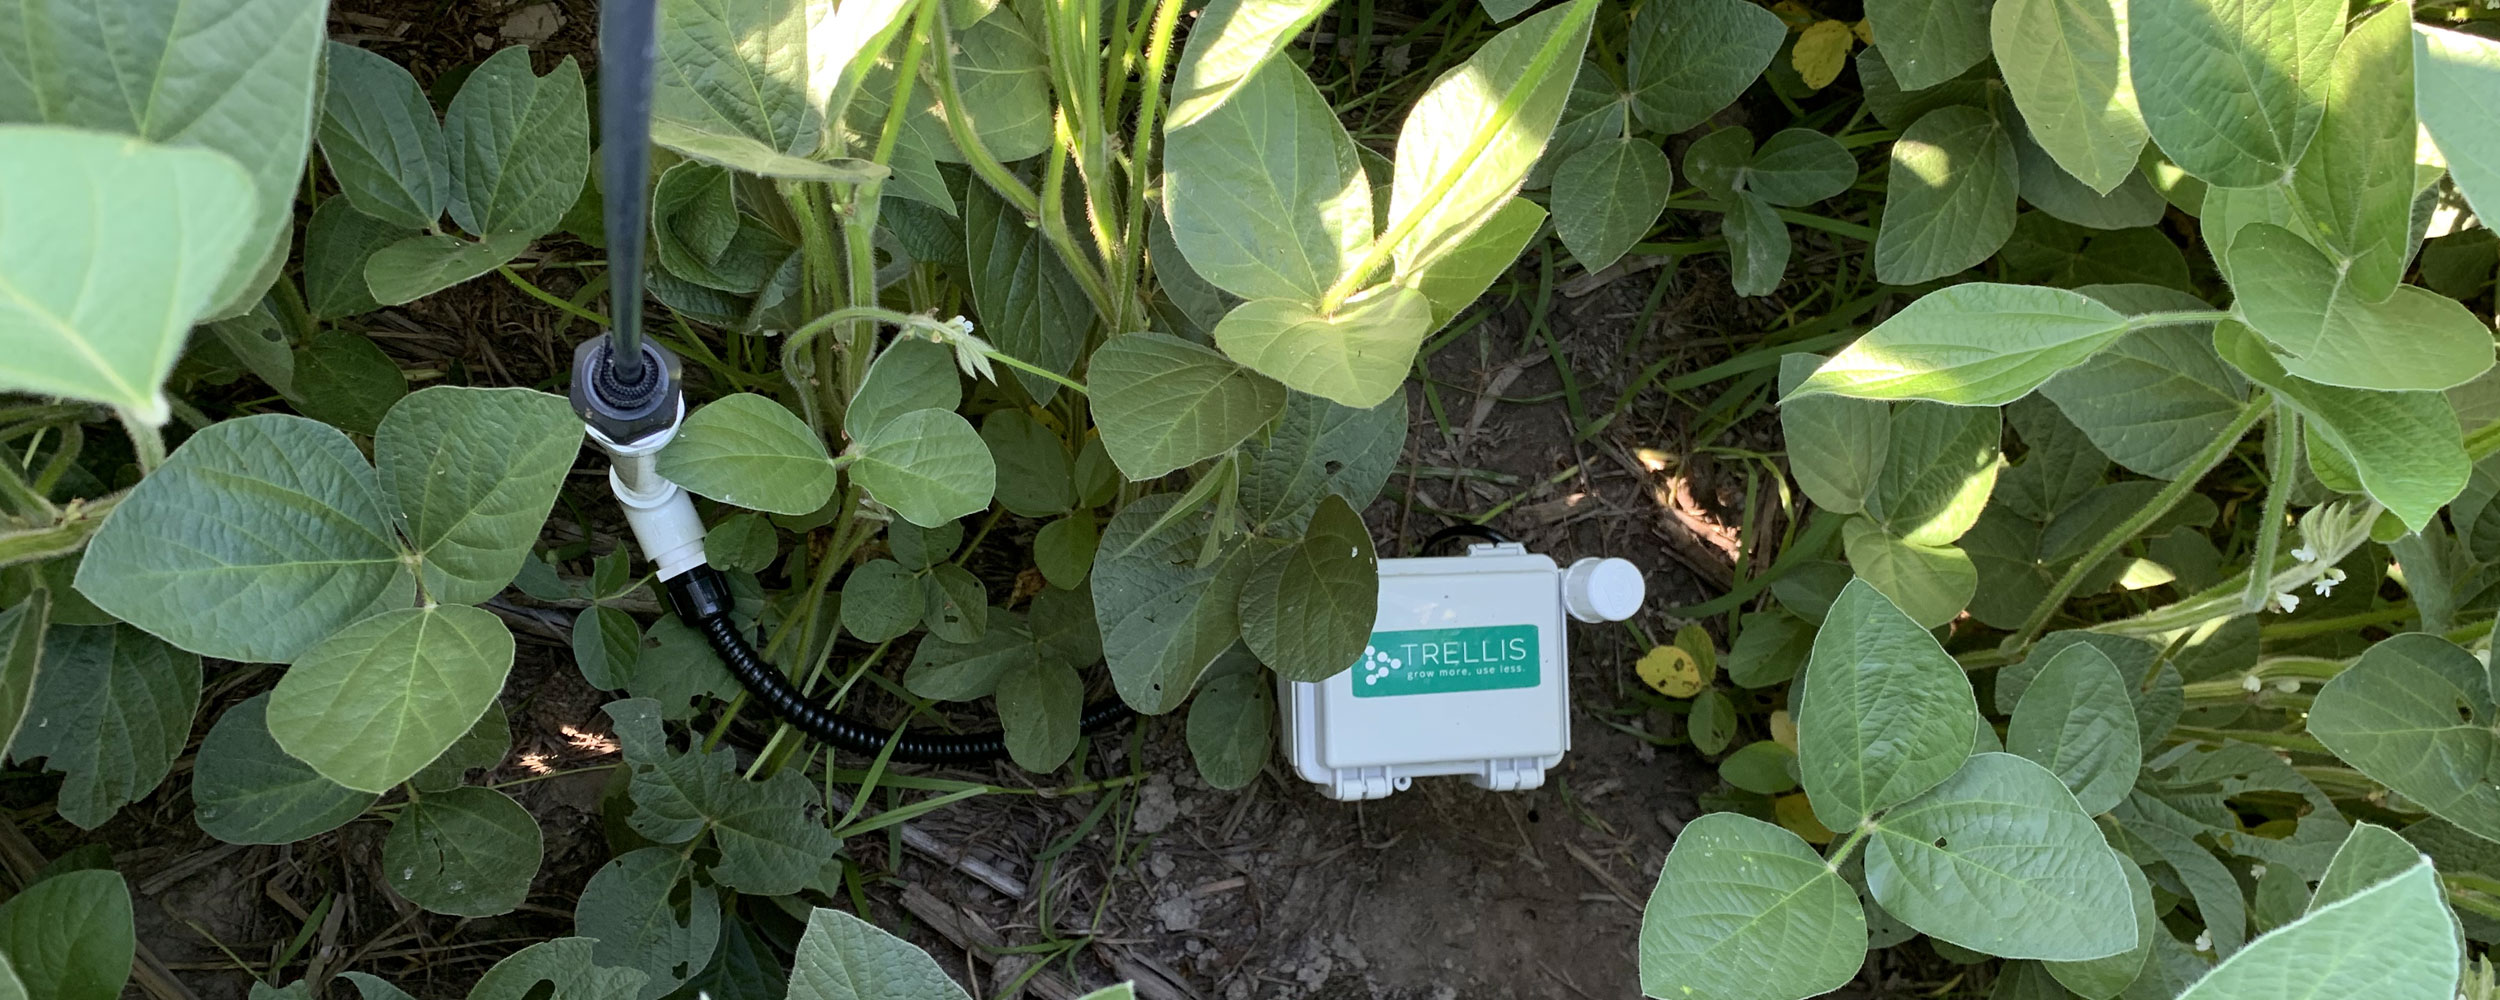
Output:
left=1351, top=625, right=1540, bottom=698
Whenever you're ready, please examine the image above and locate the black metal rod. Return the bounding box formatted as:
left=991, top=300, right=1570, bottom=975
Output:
left=597, top=0, right=661, bottom=383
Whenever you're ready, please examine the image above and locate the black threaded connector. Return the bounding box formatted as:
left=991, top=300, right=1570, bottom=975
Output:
left=571, top=339, right=682, bottom=446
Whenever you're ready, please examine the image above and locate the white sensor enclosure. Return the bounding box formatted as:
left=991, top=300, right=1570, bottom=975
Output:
left=1280, top=543, right=1645, bottom=801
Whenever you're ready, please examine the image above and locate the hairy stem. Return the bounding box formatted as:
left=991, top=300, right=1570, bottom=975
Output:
left=2240, top=404, right=2295, bottom=614
left=2005, top=395, right=2271, bottom=652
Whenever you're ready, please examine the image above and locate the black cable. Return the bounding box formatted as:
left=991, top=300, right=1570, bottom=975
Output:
left=597, top=0, right=660, bottom=382
left=1416, top=522, right=1515, bottom=556
left=668, top=565, right=1134, bottom=764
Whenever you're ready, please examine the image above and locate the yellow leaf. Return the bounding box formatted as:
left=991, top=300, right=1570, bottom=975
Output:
left=1852, top=18, right=1874, bottom=45
left=1769, top=709, right=1798, bottom=751
left=1776, top=793, right=1836, bottom=843
left=1637, top=645, right=1706, bottom=698
left=1768, top=0, right=1818, bottom=29
left=1793, top=20, right=1853, bottom=90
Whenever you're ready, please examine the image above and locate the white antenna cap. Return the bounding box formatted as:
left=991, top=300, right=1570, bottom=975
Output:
left=1562, top=557, right=1644, bottom=623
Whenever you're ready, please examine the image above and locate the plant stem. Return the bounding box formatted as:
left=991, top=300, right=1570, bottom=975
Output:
left=1115, top=0, right=1188, bottom=334
left=932, top=5, right=1042, bottom=218
left=2005, top=395, right=2270, bottom=653
left=2120, top=309, right=2236, bottom=331
left=116, top=410, right=164, bottom=474
left=2241, top=404, right=2295, bottom=615
left=2259, top=605, right=2416, bottom=641
left=1825, top=822, right=1871, bottom=869
left=496, top=266, right=609, bottom=325
left=1318, top=9, right=1587, bottom=312
left=985, top=349, right=1088, bottom=396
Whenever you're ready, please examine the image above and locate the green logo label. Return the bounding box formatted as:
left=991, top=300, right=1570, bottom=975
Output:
left=1351, top=625, right=1540, bottom=698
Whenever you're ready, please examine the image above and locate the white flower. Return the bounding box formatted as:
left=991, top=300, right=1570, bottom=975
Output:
left=2249, top=864, right=2268, bottom=879
left=2193, top=930, right=2212, bottom=953
left=2275, top=678, right=2301, bottom=694
left=2270, top=591, right=2300, bottom=613
left=2241, top=674, right=2264, bottom=693
left=2291, top=546, right=2318, bottom=563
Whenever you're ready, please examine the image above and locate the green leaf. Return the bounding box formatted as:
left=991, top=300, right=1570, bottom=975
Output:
left=650, top=0, right=818, bottom=166
left=292, top=329, right=409, bottom=437
left=2214, top=321, right=2467, bottom=533
left=787, top=907, right=973, bottom=1000
left=2045, top=853, right=2158, bottom=999
left=1841, top=518, right=1976, bottom=629
left=943, top=8, right=1053, bottom=161
left=2018, top=136, right=2168, bottom=230
left=0, top=870, right=132, bottom=1000
left=1727, top=610, right=1815, bottom=688
left=1212, top=287, right=1435, bottom=409
left=2287, top=5, right=2415, bottom=302
left=920, top=563, right=987, bottom=642
left=376, top=387, right=577, bottom=604
left=852, top=409, right=995, bottom=528
left=318, top=43, right=448, bottom=230
left=1164, top=55, right=1369, bottom=302
left=1551, top=137, right=1671, bottom=273
left=1723, top=190, right=1791, bottom=297
left=469, top=937, right=648, bottom=1000
left=10, top=625, right=198, bottom=829
left=1186, top=659, right=1273, bottom=790
left=2128, top=0, right=2338, bottom=188
left=1164, top=0, right=1334, bottom=131
left=997, top=657, right=1082, bottom=771
left=1531, top=61, right=1630, bottom=190
left=1749, top=129, right=1859, bottom=207
left=1875, top=106, right=2019, bottom=284
left=2007, top=643, right=2140, bottom=814
left=2227, top=224, right=2493, bottom=393
left=1689, top=688, right=1736, bottom=755
left=1240, top=390, right=1405, bottom=531
left=1999, top=394, right=2111, bottom=520
left=2172, top=861, right=2455, bottom=1000
left=706, top=514, right=780, bottom=572
left=659, top=394, right=838, bottom=516
left=1868, top=401, right=2001, bottom=546
left=1719, top=741, right=1799, bottom=795
left=1089, top=332, right=1289, bottom=479
left=963, top=180, right=1088, bottom=403
left=411, top=699, right=509, bottom=792
left=1035, top=513, right=1097, bottom=589
left=575, top=847, right=722, bottom=1000
left=981, top=410, right=1075, bottom=518
left=604, top=699, right=839, bottom=896
left=76, top=415, right=412, bottom=662
left=1406, top=196, right=1546, bottom=329
left=1386, top=0, right=1597, bottom=277
left=1999, top=215, right=2192, bottom=291
left=0, top=127, right=257, bottom=423
left=364, top=231, right=533, bottom=305
left=338, top=973, right=419, bottom=1000
left=2038, top=287, right=2247, bottom=479
left=1866, top=0, right=1992, bottom=90
left=0, top=595, right=43, bottom=759
left=2418, top=25, right=2500, bottom=222
left=266, top=605, right=515, bottom=794
left=444, top=46, right=588, bottom=237
left=651, top=162, right=742, bottom=287
left=0, top=0, right=325, bottom=316
left=1794, top=283, right=2131, bottom=406
left=1778, top=355, right=1889, bottom=515
left=1798, top=579, right=1980, bottom=829
left=303, top=200, right=417, bottom=320
left=1637, top=813, right=1866, bottom=1000
left=2307, top=632, right=2500, bottom=842
left=1867, top=753, right=2135, bottom=960
left=2310, top=822, right=2423, bottom=914
left=1625, top=0, right=1786, bottom=134
left=573, top=605, right=641, bottom=689
left=192, top=693, right=373, bottom=844
left=842, top=560, right=922, bottom=643
left=1093, top=494, right=1249, bottom=714
left=382, top=785, right=540, bottom=917
left=1238, top=494, right=1377, bottom=680
left=847, top=339, right=961, bottom=441
left=648, top=121, right=877, bottom=182
left=1990, top=0, right=2146, bottom=194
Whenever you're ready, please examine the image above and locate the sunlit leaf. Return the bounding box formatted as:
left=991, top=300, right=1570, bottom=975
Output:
left=2215, top=321, right=2467, bottom=534
left=1875, top=106, right=2018, bottom=284
left=2417, top=25, right=2500, bottom=222
left=1212, top=287, right=1435, bottom=410
left=659, top=393, right=839, bottom=516
left=2227, top=224, right=2492, bottom=393
left=266, top=605, right=514, bottom=794
left=1089, top=333, right=1286, bottom=480
left=1164, top=55, right=1369, bottom=302
left=2287, top=5, right=2415, bottom=302
left=852, top=409, right=995, bottom=528
left=1991, top=0, right=2144, bottom=194
left=1637, top=813, right=1866, bottom=1000
left=382, top=785, right=541, bottom=917
left=1841, top=518, right=1975, bottom=629
left=1866, top=753, right=2136, bottom=960
left=2171, top=861, right=2455, bottom=1000
left=1794, top=283, right=2130, bottom=406
left=2128, top=0, right=2337, bottom=188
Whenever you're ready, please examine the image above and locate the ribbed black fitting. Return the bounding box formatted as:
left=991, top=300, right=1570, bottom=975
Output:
left=570, top=339, right=682, bottom=445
